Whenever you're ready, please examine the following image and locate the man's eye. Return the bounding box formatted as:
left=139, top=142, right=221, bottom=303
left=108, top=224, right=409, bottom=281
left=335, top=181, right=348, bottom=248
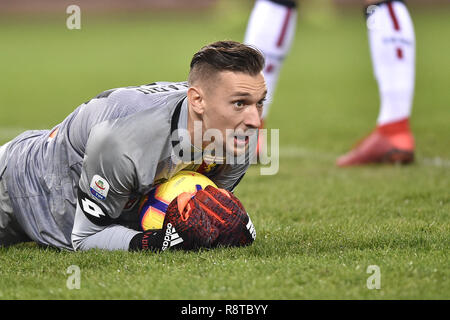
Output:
left=233, top=101, right=245, bottom=108
left=257, top=99, right=266, bottom=108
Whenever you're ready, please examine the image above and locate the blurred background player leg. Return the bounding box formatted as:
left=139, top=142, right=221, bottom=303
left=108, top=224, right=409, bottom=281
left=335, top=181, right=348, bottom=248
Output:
left=244, top=0, right=298, bottom=157
left=337, top=0, right=416, bottom=166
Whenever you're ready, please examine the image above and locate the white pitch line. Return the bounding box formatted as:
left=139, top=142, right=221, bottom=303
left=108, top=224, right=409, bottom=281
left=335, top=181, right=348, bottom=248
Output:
left=0, top=127, right=29, bottom=144
left=1, top=128, right=449, bottom=168
left=0, top=127, right=30, bottom=139
left=278, top=146, right=450, bottom=168
left=279, top=146, right=335, bottom=160
left=421, top=156, right=450, bottom=168
left=0, top=127, right=50, bottom=145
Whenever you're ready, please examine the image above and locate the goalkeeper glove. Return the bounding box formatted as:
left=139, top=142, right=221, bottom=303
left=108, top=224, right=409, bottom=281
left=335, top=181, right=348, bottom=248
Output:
left=193, top=185, right=256, bottom=247
left=129, top=192, right=219, bottom=252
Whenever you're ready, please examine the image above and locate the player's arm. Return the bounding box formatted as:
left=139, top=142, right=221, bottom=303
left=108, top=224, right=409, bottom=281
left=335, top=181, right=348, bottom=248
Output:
left=71, top=202, right=140, bottom=251
left=71, top=122, right=142, bottom=251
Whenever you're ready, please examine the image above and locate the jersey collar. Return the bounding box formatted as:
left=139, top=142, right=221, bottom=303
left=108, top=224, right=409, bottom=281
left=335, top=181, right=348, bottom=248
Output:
left=171, top=97, right=226, bottom=164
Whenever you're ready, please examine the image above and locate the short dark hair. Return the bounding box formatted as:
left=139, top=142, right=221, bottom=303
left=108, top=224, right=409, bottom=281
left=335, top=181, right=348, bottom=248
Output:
left=188, top=40, right=265, bottom=85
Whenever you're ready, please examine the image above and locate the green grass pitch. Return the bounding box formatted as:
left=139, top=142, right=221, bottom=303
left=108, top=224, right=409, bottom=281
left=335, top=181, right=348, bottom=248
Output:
left=0, top=2, right=449, bottom=299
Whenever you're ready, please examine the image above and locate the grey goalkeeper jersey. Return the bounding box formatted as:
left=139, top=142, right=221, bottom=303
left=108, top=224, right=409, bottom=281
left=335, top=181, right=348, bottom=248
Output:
left=0, top=82, right=253, bottom=251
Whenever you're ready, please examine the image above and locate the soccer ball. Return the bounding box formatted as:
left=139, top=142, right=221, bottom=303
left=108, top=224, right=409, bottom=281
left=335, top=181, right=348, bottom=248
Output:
left=138, top=170, right=217, bottom=231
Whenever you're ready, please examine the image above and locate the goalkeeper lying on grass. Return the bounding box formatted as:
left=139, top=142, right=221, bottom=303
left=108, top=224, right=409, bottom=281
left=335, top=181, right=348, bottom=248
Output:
left=0, top=40, right=264, bottom=251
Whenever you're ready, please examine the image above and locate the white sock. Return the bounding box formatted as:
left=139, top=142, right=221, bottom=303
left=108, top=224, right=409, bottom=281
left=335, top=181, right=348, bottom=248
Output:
left=244, top=0, right=297, bottom=120
left=367, top=0, right=415, bottom=126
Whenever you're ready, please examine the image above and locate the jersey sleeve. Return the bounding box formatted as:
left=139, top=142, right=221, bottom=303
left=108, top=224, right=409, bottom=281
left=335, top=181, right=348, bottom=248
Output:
left=71, top=202, right=140, bottom=251
left=78, top=120, right=137, bottom=225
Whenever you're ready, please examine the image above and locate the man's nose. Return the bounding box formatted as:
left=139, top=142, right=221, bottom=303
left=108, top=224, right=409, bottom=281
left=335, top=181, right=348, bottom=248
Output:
left=244, top=104, right=262, bottom=129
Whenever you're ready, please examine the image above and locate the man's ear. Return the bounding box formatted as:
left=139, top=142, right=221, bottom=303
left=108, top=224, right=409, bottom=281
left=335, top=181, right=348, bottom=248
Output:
left=187, top=86, right=205, bottom=115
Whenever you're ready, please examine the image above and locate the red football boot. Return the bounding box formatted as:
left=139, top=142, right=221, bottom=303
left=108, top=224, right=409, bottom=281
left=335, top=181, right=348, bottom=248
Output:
left=336, top=118, right=415, bottom=167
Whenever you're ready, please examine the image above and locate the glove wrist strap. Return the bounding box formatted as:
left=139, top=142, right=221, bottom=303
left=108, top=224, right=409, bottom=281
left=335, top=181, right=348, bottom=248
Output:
left=129, top=229, right=164, bottom=251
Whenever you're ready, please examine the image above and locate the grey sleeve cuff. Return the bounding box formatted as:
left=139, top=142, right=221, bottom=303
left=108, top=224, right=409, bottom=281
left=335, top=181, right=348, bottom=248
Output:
left=71, top=202, right=140, bottom=251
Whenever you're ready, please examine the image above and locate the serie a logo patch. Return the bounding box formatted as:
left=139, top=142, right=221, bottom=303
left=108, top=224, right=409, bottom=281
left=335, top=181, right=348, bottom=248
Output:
left=90, top=174, right=110, bottom=200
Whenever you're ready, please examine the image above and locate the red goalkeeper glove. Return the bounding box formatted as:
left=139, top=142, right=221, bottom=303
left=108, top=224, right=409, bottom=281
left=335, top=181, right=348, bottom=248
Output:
left=193, top=185, right=256, bottom=247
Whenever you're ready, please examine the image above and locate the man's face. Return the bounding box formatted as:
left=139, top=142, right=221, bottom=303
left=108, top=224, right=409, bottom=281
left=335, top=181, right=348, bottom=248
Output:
left=199, top=71, right=267, bottom=156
